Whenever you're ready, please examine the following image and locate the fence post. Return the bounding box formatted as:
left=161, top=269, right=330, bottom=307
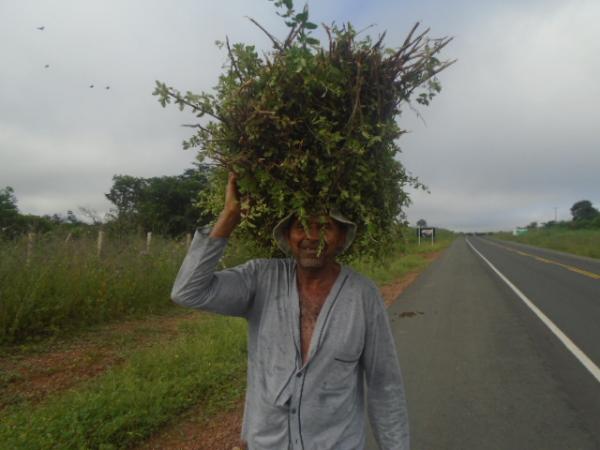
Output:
left=97, top=230, right=104, bottom=258
left=146, top=232, right=152, bottom=254
left=64, top=232, right=72, bottom=243
left=26, top=232, right=35, bottom=266
left=185, top=232, right=192, bottom=249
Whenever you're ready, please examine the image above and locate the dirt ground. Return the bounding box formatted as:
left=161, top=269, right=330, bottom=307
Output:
left=0, top=312, right=199, bottom=410
left=0, top=251, right=441, bottom=449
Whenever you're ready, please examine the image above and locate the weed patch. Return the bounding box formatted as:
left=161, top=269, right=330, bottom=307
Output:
left=0, top=315, right=247, bottom=450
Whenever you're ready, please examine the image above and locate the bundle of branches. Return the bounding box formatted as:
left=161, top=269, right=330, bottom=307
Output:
left=154, top=0, right=454, bottom=258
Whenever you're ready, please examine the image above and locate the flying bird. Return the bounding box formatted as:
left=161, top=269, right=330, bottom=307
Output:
left=36, top=26, right=45, bottom=31
left=89, top=84, right=94, bottom=88
left=105, top=86, right=110, bottom=90
left=44, top=64, right=49, bottom=68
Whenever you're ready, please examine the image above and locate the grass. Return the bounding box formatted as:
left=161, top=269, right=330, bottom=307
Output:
left=0, top=232, right=187, bottom=344
left=0, top=314, right=247, bottom=450
left=350, top=228, right=455, bottom=285
left=494, top=228, right=600, bottom=259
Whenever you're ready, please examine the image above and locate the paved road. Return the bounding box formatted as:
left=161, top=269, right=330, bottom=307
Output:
left=368, top=237, right=600, bottom=450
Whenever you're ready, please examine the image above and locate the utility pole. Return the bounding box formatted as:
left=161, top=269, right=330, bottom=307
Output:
left=554, top=207, right=558, bottom=222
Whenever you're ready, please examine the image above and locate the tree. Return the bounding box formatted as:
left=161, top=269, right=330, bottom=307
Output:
left=416, top=219, right=427, bottom=228
left=0, top=186, right=20, bottom=235
left=105, top=167, right=213, bottom=236
left=66, top=210, right=82, bottom=225
left=105, top=175, right=147, bottom=220
left=570, top=200, right=599, bottom=222
left=0, top=186, right=18, bottom=218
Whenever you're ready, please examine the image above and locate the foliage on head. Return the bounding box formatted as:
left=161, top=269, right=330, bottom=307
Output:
left=154, top=0, right=454, bottom=259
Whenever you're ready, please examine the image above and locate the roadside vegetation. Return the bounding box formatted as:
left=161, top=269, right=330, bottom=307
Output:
left=495, top=228, right=600, bottom=259
left=0, top=232, right=185, bottom=345
left=0, top=226, right=452, bottom=345
left=351, top=228, right=454, bottom=285
left=495, top=199, right=600, bottom=259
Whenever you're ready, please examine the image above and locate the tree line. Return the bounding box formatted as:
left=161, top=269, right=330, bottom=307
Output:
left=0, top=165, right=214, bottom=240
left=526, top=200, right=600, bottom=230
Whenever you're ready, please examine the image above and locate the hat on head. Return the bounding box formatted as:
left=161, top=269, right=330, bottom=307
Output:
left=272, top=210, right=357, bottom=256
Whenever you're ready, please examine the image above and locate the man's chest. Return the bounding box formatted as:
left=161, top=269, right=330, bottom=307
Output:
left=252, top=270, right=366, bottom=366
left=299, top=292, right=328, bottom=363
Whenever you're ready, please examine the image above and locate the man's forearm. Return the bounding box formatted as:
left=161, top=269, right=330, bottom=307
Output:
left=210, top=210, right=240, bottom=238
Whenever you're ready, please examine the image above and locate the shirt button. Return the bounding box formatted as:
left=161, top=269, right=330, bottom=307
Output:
left=296, top=371, right=302, bottom=377
left=291, top=408, right=297, bottom=414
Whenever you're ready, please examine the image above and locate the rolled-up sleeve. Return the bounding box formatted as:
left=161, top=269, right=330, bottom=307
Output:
left=170, top=227, right=257, bottom=318
left=362, top=293, right=410, bottom=450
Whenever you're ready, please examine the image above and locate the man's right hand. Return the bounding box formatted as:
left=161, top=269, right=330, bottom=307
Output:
left=210, top=172, right=242, bottom=238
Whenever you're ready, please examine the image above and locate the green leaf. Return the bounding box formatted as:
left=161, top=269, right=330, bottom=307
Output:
left=295, top=11, right=308, bottom=22
left=304, top=22, right=318, bottom=30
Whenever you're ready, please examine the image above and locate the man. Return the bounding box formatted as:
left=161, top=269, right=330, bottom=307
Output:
left=171, top=173, right=409, bottom=449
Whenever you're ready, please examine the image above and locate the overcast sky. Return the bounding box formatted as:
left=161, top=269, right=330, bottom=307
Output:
left=1, top=0, right=598, bottom=232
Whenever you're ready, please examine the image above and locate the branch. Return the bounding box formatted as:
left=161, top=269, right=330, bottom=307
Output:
left=372, top=31, right=387, bottom=50
left=167, top=89, right=225, bottom=123
left=393, top=24, right=431, bottom=60
left=345, top=59, right=364, bottom=131
left=322, top=23, right=334, bottom=54
left=430, top=36, right=454, bottom=55
left=355, top=23, right=376, bottom=37
left=226, top=36, right=244, bottom=83
left=246, top=16, right=283, bottom=51
left=180, top=123, right=210, bottom=133
left=398, top=22, right=421, bottom=54
left=283, top=23, right=300, bottom=48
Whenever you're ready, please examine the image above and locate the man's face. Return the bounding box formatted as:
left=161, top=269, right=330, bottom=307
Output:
left=286, top=216, right=347, bottom=270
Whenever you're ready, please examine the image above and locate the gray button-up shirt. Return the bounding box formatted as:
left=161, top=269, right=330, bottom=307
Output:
left=171, top=228, right=409, bottom=450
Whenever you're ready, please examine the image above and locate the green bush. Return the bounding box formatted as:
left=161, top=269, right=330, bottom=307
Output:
left=154, top=0, right=453, bottom=258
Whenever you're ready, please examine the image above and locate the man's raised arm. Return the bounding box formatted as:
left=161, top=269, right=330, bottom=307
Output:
left=171, top=173, right=256, bottom=318
left=210, top=172, right=241, bottom=238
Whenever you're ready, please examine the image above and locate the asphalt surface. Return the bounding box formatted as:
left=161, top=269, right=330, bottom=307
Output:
left=367, top=237, right=600, bottom=450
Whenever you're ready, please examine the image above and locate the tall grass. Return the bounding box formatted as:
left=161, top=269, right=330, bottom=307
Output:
left=0, top=232, right=187, bottom=344
left=495, top=228, right=600, bottom=259
left=0, top=227, right=455, bottom=344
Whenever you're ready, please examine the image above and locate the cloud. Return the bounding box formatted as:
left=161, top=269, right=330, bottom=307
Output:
left=398, top=0, right=600, bottom=230
left=0, top=0, right=598, bottom=231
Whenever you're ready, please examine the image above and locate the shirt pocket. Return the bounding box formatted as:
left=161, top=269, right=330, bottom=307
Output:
left=322, top=349, right=362, bottom=392
left=334, top=350, right=361, bottom=363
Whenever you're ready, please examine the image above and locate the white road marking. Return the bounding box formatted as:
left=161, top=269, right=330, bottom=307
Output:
left=466, top=238, right=600, bottom=384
